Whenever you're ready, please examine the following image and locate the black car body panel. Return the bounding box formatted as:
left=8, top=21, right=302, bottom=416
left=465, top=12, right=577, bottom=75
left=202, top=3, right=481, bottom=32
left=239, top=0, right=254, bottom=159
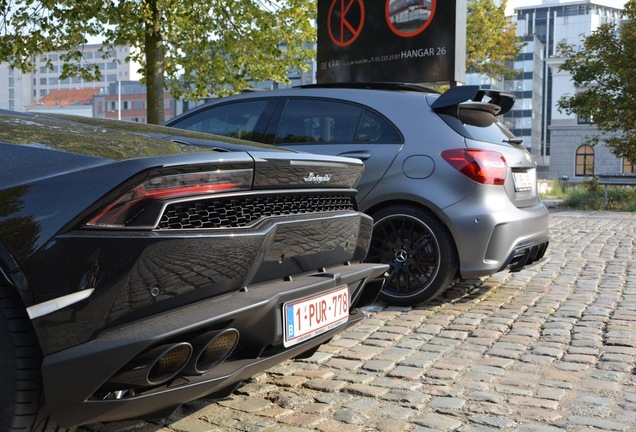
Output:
left=42, top=264, right=378, bottom=426
left=0, top=112, right=388, bottom=428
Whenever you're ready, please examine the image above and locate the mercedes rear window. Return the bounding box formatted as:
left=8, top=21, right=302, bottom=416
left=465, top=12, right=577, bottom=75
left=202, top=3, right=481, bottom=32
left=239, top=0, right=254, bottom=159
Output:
left=458, top=108, right=517, bottom=144
left=436, top=105, right=521, bottom=146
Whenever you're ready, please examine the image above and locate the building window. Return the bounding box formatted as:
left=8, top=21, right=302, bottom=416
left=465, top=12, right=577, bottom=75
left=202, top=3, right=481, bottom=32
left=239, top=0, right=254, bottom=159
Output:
left=575, top=145, right=595, bottom=176
left=577, top=114, right=592, bottom=124
left=133, top=100, right=144, bottom=110
left=624, top=158, right=635, bottom=174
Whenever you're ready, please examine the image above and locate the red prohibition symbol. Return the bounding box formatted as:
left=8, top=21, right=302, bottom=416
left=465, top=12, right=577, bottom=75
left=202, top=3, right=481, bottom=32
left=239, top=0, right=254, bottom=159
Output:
left=328, top=0, right=365, bottom=47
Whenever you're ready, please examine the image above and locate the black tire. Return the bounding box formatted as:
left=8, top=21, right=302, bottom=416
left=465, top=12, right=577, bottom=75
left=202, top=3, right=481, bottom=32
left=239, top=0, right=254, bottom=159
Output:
left=0, top=284, right=73, bottom=432
left=367, top=206, right=458, bottom=306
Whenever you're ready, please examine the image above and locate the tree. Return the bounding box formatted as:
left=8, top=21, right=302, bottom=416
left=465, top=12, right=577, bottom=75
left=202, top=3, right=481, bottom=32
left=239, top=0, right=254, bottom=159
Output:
left=466, top=0, right=521, bottom=79
left=0, top=0, right=315, bottom=124
left=556, top=1, right=636, bottom=163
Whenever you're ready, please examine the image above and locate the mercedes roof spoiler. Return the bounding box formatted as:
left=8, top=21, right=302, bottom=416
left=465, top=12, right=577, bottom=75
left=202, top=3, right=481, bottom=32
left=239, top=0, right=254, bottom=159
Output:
left=298, top=82, right=441, bottom=94
left=430, top=85, right=516, bottom=115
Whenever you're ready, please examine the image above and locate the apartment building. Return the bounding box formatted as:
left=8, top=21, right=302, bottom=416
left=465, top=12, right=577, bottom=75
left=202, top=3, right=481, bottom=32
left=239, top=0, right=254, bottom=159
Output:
left=0, top=44, right=140, bottom=112
left=0, top=64, right=32, bottom=112
left=508, top=0, right=626, bottom=178
left=93, top=81, right=176, bottom=123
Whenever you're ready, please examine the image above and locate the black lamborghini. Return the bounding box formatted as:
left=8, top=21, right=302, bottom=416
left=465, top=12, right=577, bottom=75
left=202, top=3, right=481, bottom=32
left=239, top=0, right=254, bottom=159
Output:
left=0, top=111, right=387, bottom=430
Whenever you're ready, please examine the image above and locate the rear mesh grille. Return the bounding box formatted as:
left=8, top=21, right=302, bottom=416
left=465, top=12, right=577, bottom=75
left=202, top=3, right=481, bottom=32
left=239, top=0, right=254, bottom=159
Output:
left=157, top=194, right=355, bottom=230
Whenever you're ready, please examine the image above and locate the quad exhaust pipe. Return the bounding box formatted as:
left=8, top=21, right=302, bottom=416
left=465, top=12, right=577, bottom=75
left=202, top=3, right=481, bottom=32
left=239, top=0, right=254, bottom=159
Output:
left=183, top=328, right=240, bottom=375
left=105, top=328, right=240, bottom=389
left=107, top=342, right=193, bottom=388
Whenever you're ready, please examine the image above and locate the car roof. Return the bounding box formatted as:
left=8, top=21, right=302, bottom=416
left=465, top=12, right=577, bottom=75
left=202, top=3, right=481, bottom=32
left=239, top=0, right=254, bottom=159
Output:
left=165, top=83, right=516, bottom=128
left=0, top=110, right=291, bottom=160
left=297, top=82, right=441, bottom=94
left=203, top=82, right=513, bottom=112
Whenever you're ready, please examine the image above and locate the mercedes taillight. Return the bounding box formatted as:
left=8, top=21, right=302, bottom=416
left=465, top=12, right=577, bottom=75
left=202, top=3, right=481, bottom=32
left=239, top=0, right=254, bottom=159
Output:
left=441, top=149, right=507, bottom=186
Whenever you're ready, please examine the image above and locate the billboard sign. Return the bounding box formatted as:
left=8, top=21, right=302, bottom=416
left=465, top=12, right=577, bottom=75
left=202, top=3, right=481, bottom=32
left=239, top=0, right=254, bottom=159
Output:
left=317, top=0, right=466, bottom=84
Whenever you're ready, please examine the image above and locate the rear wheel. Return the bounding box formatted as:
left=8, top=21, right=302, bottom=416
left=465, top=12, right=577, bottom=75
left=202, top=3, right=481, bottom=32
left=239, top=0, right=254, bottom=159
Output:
left=0, top=284, right=72, bottom=432
left=367, top=206, right=458, bottom=306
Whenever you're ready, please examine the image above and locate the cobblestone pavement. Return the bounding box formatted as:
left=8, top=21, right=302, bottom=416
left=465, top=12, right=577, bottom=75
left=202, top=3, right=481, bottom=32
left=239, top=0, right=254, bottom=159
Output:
left=82, top=210, right=636, bottom=432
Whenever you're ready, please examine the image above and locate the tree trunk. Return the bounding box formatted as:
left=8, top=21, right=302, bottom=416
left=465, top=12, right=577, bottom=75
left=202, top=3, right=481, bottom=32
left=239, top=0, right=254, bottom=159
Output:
left=145, top=0, right=165, bottom=125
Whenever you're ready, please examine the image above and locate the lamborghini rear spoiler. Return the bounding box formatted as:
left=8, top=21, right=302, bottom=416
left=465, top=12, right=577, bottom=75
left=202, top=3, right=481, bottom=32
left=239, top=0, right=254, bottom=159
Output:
left=430, top=85, right=516, bottom=115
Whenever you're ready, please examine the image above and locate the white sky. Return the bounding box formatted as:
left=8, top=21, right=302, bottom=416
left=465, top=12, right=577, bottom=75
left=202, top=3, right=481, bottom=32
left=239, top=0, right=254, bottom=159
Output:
left=505, top=0, right=627, bottom=15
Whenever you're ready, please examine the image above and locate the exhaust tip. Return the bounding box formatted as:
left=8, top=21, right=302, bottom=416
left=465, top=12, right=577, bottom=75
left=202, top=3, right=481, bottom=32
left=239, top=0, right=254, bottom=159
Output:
left=147, top=343, right=193, bottom=385
left=107, top=342, right=193, bottom=388
left=185, top=328, right=240, bottom=375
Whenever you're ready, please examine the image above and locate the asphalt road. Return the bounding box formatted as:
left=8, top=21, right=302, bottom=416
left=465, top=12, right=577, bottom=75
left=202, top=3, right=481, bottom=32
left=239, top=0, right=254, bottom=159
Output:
left=81, top=210, right=636, bottom=432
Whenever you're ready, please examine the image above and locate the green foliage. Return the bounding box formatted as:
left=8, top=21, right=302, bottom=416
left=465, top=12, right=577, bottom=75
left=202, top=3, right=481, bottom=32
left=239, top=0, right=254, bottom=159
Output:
left=0, top=0, right=316, bottom=124
left=539, top=178, right=636, bottom=212
left=561, top=183, right=636, bottom=212
left=582, top=177, right=601, bottom=193
left=551, top=177, right=636, bottom=212
left=466, top=0, right=522, bottom=79
left=562, top=188, right=601, bottom=210
left=556, top=0, right=636, bottom=163
left=538, top=179, right=568, bottom=200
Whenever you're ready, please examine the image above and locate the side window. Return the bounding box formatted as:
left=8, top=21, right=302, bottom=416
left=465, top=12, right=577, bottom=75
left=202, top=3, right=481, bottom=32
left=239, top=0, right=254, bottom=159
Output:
left=355, top=110, right=403, bottom=143
left=171, top=100, right=270, bottom=140
left=276, top=99, right=362, bottom=144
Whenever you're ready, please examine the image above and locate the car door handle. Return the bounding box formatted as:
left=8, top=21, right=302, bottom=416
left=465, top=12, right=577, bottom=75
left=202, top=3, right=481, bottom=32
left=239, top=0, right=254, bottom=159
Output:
left=337, top=151, right=371, bottom=161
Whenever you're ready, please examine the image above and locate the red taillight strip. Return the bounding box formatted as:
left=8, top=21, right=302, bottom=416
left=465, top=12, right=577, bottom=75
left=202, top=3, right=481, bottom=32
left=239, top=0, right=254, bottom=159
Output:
left=142, top=182, right=240, bottom=199
left=86, top=169, right=253, bottom=228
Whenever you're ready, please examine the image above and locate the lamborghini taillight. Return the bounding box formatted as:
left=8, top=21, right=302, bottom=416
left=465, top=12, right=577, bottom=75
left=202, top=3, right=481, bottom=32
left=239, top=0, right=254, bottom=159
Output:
left=87, top=169, right=253, bottom=228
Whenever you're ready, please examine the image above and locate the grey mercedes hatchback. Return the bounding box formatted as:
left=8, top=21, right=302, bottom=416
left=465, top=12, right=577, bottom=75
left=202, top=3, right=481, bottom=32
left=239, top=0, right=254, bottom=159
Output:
left=165, top=83, right=549, bottom=306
